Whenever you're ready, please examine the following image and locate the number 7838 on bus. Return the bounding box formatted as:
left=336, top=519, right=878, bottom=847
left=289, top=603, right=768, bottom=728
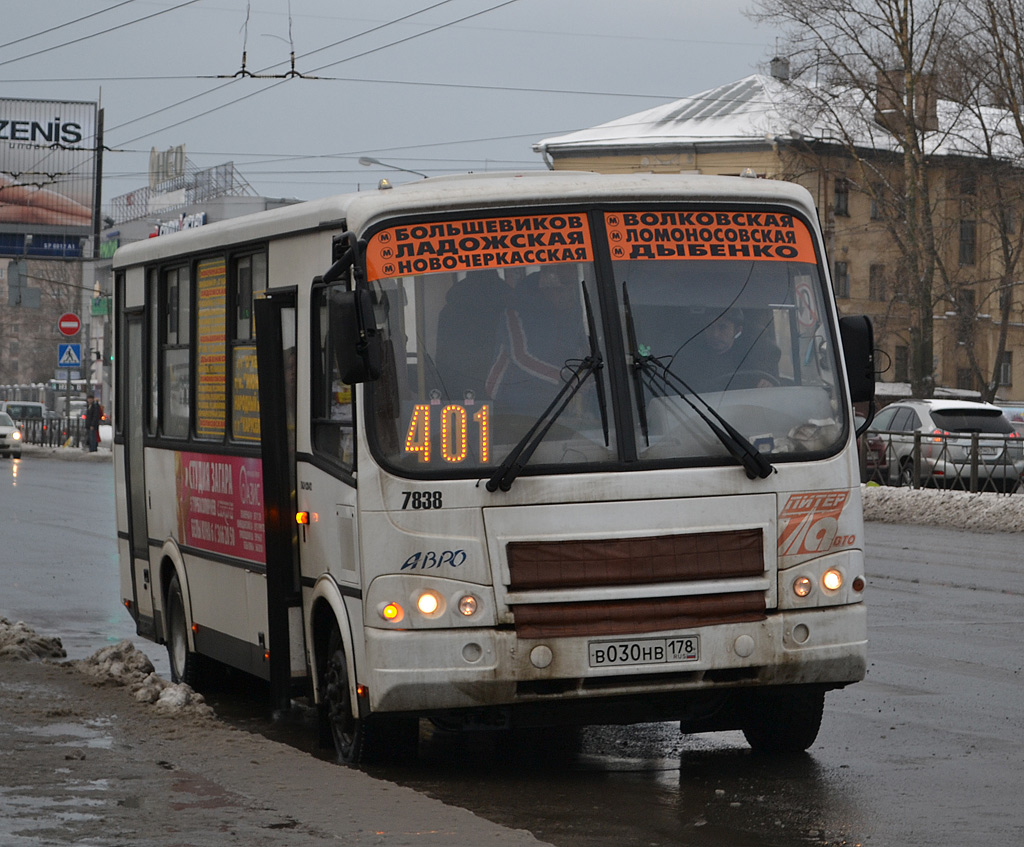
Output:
left=404, top=403, right=491, bottom=464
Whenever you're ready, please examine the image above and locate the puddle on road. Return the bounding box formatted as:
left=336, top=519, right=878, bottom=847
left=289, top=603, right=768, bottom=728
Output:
left=13, top=717, right=114, bottom=749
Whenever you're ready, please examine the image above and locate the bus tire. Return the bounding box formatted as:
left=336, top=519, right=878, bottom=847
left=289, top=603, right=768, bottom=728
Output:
left=166, top=574, right=202, bottom=687
left=740, top=686, right=825, bottom=754
left=319, top=627, right=418, bottom=765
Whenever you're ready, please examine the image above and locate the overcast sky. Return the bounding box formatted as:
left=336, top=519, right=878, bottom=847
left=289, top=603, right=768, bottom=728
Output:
left=4, top=0, right=782, bottom=210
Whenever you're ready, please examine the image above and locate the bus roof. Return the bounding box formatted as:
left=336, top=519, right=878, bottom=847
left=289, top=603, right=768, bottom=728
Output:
left=112, top=171, right=819, bottom=269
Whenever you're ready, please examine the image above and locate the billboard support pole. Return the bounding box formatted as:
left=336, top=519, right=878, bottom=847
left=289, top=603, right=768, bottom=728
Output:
left=92, top=108, right=104, bottom=261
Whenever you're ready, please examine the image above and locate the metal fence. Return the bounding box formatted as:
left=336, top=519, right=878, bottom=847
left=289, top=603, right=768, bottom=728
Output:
left=17, top=417, right=88, bottom=449
left=869, top=430, right=1024, bottom=494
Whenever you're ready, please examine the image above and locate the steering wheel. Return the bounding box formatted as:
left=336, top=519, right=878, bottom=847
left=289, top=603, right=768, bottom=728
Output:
left=729, top=370, right=781, bottom=389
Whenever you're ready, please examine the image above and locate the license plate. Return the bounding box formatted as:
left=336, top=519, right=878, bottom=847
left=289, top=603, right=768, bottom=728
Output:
left=588, top=635, right=699, bottom=667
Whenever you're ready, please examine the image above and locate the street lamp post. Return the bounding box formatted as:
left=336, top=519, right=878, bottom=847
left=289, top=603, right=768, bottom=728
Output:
left=357, top=156, right=428, bottom=179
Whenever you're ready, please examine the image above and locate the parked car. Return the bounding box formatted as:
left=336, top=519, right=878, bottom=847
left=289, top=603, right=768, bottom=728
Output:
left=868, top=398, right=1024, bottom=492
left=0, top=400, right=46, bottom=421
left=856, top=413, right=888, bottom=483
left=0, top=411, right=23, bottom=458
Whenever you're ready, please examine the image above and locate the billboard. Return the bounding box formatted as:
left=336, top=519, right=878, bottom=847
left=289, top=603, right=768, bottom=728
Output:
left=0, top=97, right=97, bottom=233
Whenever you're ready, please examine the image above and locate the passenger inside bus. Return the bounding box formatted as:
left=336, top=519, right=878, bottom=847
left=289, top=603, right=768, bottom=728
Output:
left=484, top=263, right=589, bottom=416
left=435, top=269, right=510, bottom=404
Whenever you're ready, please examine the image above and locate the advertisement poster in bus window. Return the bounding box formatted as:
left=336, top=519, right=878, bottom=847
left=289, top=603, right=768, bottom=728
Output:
left=604, top=211, right=816, bottom=263
left=232, top=345, right=260, bottom=441
left=196, top=257, right=227, bottom=437
left=364, top=214, right=594, bottom=280
left=175, top=452, right=265, bottom=564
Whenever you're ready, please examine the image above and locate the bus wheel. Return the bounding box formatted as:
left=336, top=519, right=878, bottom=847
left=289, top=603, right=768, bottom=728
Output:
left=321, top=630, right=364, bottom=764
left=166, top=574, right=201, bottom=687
left=740, top=686, right=825, bottom=754
left=320, top=628, right=418, bottom=765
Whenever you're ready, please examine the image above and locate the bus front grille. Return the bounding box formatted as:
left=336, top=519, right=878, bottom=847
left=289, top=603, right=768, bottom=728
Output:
left=506, top=529, right=767, bottom=639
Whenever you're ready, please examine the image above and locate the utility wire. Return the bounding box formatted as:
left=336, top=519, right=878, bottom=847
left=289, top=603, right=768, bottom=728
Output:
left=0, top=0, right=205, bottom=70
left=106, top=0, right=465, bottom=135
left=0, top=0, right=141, bottom=51
left=110, top=0, right=524, bottom=145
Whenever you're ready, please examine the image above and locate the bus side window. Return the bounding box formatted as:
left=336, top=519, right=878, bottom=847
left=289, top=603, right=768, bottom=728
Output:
left=312, top=285, right=355, bottom=473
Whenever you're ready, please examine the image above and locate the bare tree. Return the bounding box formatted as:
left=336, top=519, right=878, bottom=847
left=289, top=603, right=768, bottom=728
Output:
left=949, top=0, right=1024, bottom=398
left=749, top=0, right=968, bottom=397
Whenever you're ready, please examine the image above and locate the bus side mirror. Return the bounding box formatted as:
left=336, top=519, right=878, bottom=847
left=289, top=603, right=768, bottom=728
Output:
left=329, top=287, right=382, bottom=383
left=839, top=315, right=875, bottom=404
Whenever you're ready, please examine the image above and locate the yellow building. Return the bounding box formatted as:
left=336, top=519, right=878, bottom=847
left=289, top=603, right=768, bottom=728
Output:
left=534, top=71, right=1024, bottom=403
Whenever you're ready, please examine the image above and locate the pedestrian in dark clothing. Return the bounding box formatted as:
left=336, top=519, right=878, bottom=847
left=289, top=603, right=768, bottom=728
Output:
left=85, top=394, right=102, bottom=452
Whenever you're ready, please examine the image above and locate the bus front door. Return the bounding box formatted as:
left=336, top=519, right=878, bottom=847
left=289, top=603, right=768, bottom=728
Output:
left=123, top=312, right=156, bottom=638
left=254, top=289, right=305, bottom=712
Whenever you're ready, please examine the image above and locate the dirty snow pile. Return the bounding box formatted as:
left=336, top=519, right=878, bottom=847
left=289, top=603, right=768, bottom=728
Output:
left=76, top=640, right=214, bottom=717
left=1, top=619, right=212, bottom=717
left=861, top=483, right=1024, bottom=533
left=0, top=617, right=67, bottom=661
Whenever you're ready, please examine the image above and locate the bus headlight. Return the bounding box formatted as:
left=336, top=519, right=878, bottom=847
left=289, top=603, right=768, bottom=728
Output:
left=416, top=590, right=444, bottom=617
left=822, top=568, right=843, bottom=591
left=366, top=575, right=496, bottom=628
left=793, top=576, right=813, bottom=597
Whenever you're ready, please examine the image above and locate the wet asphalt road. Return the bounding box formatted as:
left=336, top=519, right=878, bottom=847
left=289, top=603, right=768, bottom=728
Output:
left=2, top=456, right=1022, bottom=846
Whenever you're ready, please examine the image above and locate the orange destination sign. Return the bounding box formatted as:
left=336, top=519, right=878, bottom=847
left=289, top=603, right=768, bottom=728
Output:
left=604, top=210, right=817, bottom=263
left=365, top=214, right=595, bottom=280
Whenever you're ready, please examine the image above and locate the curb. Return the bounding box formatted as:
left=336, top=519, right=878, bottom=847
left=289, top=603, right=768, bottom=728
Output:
left=17, top=443, right=113, bottom=461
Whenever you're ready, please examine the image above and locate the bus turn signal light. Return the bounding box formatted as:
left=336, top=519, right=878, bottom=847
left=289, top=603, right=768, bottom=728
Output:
left=381, top=602, right=404, bottom=623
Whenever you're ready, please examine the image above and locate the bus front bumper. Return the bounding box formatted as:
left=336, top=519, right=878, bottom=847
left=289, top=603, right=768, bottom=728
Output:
left=362, top=603, right=866, bottom=717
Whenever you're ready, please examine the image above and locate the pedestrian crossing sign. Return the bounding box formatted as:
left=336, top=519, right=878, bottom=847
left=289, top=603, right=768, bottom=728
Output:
left=58, top=343, right=82, bottom=367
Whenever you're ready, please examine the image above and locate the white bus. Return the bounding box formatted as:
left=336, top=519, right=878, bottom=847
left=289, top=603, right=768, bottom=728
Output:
left=113, top=171, right=875, bottom=764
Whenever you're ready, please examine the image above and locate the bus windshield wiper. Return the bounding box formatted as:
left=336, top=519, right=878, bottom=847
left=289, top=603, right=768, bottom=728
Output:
left=622, top=281, right=650, bottom=446
left=486, top=282, right=607, bottom=493
left=621, top=281, right=773, bottom=480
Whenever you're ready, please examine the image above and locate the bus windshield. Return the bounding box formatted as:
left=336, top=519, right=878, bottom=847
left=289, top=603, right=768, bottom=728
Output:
left=363, top=208, right=847, bottom=478
left=367, top=258, right=616, bottom=476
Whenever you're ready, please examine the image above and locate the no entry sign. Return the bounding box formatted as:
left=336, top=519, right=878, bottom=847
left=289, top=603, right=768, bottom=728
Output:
left=58, top=313, right=81, bottom=336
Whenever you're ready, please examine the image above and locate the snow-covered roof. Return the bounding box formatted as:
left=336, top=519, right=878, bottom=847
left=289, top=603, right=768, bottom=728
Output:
left=534, top=74, right=1024, bottom=164
left=534, top=75, right=791, bottom=153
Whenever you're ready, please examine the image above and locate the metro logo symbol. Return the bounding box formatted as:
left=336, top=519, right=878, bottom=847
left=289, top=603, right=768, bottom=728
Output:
left=778, top=491, right=851, bottom=557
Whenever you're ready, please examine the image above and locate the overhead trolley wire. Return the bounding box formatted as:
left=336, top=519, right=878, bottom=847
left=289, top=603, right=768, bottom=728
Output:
left=109, top=0, right=524, bottom=145
left=0, top=0, right=205, bottom=70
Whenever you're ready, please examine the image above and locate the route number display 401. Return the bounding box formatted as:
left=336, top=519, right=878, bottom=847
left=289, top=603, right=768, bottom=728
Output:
left=405, top=403, right=491, bottom=464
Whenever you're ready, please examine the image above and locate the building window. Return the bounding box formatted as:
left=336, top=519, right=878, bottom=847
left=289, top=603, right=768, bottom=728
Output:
left=957, top=367, right=975, bottom=391
left=999, top=351, right=1013, bottom=386
left=834, top=178, right=850, bottom=217
left=869, top=264, right=887, bottom=301
left=833, top=260, right=850, bottom=298
left=956, top=288, right=975, bottom=343
left=869, top=182, right=884, bottom=220
left=1003, top=207, right=1018, bottom=235
left=894, top=345, right=909, bottom=383
left=959, top=219, right=977, bottom=266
